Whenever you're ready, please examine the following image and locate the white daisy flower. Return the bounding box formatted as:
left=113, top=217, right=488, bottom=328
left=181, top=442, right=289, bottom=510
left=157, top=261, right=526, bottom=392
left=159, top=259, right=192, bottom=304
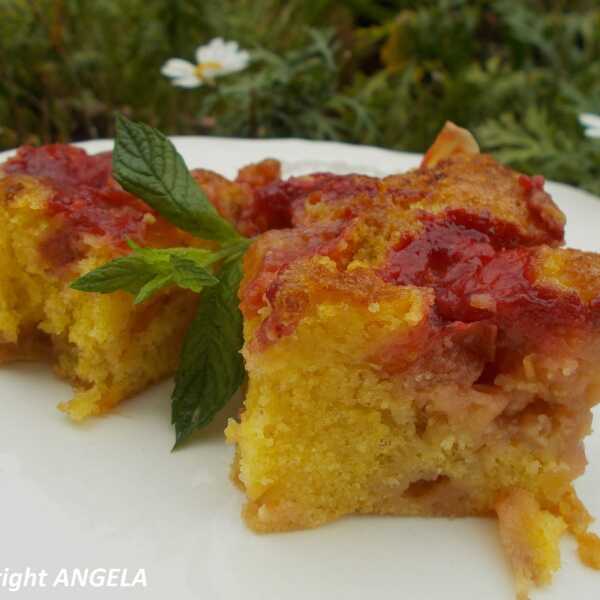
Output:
left=161, top=38, right=250, bottom=88
left=579, top=113, right=600, bottom=139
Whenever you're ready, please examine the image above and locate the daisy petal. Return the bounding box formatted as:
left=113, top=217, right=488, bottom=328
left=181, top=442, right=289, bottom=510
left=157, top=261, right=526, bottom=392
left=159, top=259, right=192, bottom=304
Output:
left=226, top=50, right=249, bottom=67
left=172, top=76, right=202, bottom=89
left=161, top=58, right=196, bottom=79
left=194, top=38, right=249, bottom=77
left=196, top=48, right=213, bottom=64
left=579, top=113, right=600, bottom=129
left=236, top=50, right=250, bottom=67
left=216, top=62, right=245, bottom=76
left=220, top=54, right=250, bottom=76
left=584, top=127, right=600, bottom=139
left=197, top=38, right=225, bottom=64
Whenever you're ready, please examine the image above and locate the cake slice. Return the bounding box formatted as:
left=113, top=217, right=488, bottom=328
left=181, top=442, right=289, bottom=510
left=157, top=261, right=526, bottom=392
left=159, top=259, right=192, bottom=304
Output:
left=0, top=144, right=279, bottom=419
left=226, top=123, right=600, bottom=596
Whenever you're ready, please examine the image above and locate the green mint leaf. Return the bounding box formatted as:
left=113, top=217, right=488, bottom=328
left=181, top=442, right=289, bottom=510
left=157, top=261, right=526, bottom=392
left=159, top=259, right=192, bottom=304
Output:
left=171, top=257, right=245, bottom=448
left=134, top=273, right=173, bottom=304
left=170, top=255, right=219, bottom=293
left=135, top=246, right=220, bottom=268
left=71, top=245, right=221, bottom=302
left=70, top=256, right=157, bottom=294
left=113, top=113, right=242, bottom=244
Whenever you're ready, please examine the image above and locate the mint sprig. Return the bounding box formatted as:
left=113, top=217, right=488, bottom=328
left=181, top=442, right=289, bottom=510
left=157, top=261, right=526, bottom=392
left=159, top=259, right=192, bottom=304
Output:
left=113, top=114, right=242, bottom=244
left=72, top=114, right=252, bottom=446
left=172, top=257, right=245, bottom=448
left=71, top=245, right=220, bottom=304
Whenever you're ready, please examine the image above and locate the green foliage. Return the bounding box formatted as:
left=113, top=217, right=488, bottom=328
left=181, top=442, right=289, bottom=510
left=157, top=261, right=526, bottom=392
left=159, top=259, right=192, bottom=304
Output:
left=197, top=29, right=376, bottom=141
left=2, top=1, right=600, bottom=193
left=477, top=109, right=600, bottom=196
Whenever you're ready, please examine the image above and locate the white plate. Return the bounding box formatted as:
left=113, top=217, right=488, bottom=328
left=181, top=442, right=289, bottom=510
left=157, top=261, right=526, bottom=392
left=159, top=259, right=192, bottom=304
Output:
left=1, top=138, right=599, bottom=599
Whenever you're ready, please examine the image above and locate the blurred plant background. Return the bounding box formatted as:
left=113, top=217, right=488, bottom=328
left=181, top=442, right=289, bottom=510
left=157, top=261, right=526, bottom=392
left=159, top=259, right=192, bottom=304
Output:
left=2, top=0, right=600, bottom=192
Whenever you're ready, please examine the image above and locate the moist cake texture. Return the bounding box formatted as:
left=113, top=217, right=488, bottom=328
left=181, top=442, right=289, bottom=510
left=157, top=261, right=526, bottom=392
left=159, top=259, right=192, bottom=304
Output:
left=0, top=144, right=277, bottom=418
left=225, top=123, right=600, bottom=597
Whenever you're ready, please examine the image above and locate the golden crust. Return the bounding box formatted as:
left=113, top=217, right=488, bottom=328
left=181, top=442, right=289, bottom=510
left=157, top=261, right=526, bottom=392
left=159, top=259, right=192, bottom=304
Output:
left=535, top=246, right=600, bottom=303
left=385, top=154, right=565, bottom=243
left=239, top=151, right=586, bottom=361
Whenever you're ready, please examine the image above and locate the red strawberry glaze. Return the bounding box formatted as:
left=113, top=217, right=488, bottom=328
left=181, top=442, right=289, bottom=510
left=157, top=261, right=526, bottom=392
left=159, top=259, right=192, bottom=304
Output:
left=4, top=145, right=152, bottom=242
left=379, top=210, right=587, bottom=348
left=238, top=173, right=379, bottom=235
